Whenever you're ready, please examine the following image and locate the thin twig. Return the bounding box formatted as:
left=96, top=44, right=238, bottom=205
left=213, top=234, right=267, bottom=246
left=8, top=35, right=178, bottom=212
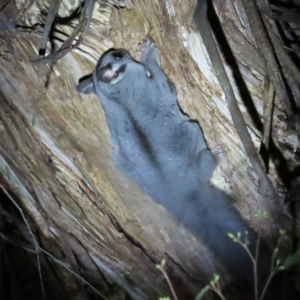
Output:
left=0, top=0, right=10, bottom=12
left=0, top=205, right=108, bottom=299
left=211, top=282, right=227, bottom=300
left=259, top=237, right=282, bottom=300
left=260, top=72, right=275, bottom=172
left=254, top=236, right=261, bottom=300
left=159, top=267, right=178, bottom=300
left=34, top=0, right=96, bottom=64
left=241, top=0, right=292, bottom=116
left=39, top=0, right=61, bottom=52
left=0, top=186, right=46, bottom=300
left=193, top=0, right=280, bottom=209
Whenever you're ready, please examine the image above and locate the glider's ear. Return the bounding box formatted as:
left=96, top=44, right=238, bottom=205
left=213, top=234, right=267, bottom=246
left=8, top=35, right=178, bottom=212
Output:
left=76, top=76, right=95, bottom=95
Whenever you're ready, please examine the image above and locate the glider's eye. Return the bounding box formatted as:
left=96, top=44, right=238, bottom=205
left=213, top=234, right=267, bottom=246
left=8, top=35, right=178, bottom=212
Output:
left=113, top=52, right=124, bottom=60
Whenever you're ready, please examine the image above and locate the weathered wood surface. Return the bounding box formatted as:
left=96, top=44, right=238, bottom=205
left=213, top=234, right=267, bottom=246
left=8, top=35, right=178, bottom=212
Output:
left=0, top=0, right=298, bottom=299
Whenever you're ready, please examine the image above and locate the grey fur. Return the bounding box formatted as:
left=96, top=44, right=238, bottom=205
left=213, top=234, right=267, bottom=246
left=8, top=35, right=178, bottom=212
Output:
left=77, top=39, right=216, bottom=205
left=77, top=37, right=271, bottom=282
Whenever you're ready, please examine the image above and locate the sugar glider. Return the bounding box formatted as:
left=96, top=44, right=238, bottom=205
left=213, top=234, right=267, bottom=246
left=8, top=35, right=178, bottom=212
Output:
left=77, top=37, right=271, bottom=284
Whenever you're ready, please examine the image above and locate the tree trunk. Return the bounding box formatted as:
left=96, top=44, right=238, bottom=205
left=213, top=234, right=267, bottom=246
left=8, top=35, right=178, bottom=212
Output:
left=0, top=0, right=299, bottom=299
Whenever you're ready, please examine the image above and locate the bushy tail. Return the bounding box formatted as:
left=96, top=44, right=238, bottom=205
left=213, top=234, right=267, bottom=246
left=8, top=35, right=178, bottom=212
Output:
left=168, top=186, right=271, bottom=285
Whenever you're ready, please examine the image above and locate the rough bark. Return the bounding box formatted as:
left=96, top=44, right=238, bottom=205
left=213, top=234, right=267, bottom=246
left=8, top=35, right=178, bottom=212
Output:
left=0, top=0, right=299, bottom=299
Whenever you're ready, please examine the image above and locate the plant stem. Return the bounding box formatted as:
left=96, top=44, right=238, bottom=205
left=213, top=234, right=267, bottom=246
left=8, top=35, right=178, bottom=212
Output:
left=254, top=236, right=261, bottom=300
left=258, top=271, right=275, bottom=300
left=211, top=284, right=226, bottom=300
left=160, top=268, right=178, bottom=300
left=259, top=236, right=283, bottom=300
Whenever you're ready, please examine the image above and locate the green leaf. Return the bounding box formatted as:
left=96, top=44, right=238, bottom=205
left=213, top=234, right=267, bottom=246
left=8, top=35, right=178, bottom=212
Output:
left=228, top=233, right=234, bottom=239
left=210, top=274, right=220, bottom=286
left=279, top=229, right=286, bottom=236
left=254, top=210, right=269, bottom=219
left=276, top=259, right=281, bottom=266
left=156, top=259, right=166, bottom=270
left=284, top=249, right=300, bottom=268
left=228, top=233, right=238, bottom=242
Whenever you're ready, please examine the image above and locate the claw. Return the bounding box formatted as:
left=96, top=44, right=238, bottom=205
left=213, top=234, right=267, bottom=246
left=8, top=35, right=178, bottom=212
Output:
left=211, top=145, right=227, bottom=165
